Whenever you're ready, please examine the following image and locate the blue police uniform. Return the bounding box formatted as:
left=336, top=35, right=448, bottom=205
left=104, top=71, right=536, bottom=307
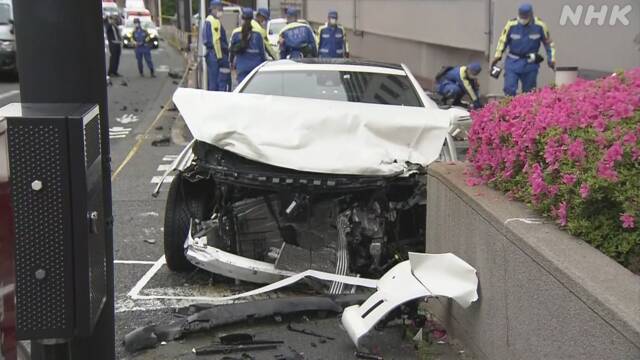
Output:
left=231, top=10, right=267, bottom=84
left=317, top=11, right=348, bottom=58
left=437, top=65, right=482, bottom=109
left=317, top=25, right=348, bottom=58
left=494, top=5, right=555, bottom=96
left=132, top=26, right=154, bottom=76
left=203, top=3, right=231, bottom=91
left=279, top=21, right=317, bottom=59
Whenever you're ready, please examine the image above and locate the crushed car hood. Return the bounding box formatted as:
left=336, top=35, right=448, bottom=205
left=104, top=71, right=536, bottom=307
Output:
left=173, top=88, right=451, bottom=176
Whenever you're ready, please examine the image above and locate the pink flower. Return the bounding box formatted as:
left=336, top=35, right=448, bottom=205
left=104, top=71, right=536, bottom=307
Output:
left=620, top=213, right=635, bottom=229
left=562, top=174, right=577, bottom=186
left=597, top=161, right=619, bottom=182
left=529, top=163, right=547, bottom=195
left=579, top=183, right=590, bottom=199
left=604, top=143, right=624, bottom=163
left=567, top=139, right=586, bottom=162
left=623, top=132, right=637, bottom=145
left=554, top=202, right=568, bottom=226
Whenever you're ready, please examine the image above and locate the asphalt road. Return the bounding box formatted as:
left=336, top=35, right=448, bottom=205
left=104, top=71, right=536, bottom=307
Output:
left=0, top=72, right=20, bottom=108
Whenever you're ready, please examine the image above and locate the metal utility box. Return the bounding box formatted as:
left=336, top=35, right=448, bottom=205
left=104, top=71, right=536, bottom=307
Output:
left=2, top=103, right=106, bottom=340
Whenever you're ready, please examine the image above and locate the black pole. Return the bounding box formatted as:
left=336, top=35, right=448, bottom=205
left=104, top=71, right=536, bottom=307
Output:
left=12, top=0, right=115, bottom=359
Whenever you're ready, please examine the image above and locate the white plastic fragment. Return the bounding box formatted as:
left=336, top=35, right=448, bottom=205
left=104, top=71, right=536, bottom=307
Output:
left=341, top=252, right=478, bottom=346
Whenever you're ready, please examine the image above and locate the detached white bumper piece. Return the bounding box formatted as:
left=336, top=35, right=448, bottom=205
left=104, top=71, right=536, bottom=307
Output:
left=341, top=252, right=478, bottom=346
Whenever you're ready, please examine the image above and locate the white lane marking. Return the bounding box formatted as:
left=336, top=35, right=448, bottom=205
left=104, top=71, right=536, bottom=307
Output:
left=0, top=90, right=19, bottom=100
left=162, top=155, right=178, bottom=161
left=114, top=260, right=157, bottom=265
left=127, top=256, right=166, bottom=298
left=156, top=65, right=170, bottom=72
left=138, top=211, right=159, bottom=217
left=109, top=126, right=132, bottom=139
left=157, top=164, right=171, bottom=171
left=116, top=113, right=140, bottom=124
left=150, top=175, right=174, bottom=184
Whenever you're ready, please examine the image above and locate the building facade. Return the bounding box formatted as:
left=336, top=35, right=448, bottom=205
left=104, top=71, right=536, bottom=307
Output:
left=281, top=0, right=639, bottom=95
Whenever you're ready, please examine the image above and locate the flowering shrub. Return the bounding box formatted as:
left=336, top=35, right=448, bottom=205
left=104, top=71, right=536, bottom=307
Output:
left=466, top=68, right=640, bottom=273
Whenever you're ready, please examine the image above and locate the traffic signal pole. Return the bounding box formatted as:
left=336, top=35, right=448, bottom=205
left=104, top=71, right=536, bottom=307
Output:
left=12, top=0, right=115, bottom=359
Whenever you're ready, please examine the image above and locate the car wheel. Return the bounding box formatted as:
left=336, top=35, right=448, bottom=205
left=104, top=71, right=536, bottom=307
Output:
left=164, top=173, right=212, bottom=272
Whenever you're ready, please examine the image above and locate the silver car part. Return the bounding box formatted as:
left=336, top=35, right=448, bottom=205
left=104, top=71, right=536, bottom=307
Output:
left=185, top=225, right=296, bottom=284
left=151, top=140, right=196, bottom=197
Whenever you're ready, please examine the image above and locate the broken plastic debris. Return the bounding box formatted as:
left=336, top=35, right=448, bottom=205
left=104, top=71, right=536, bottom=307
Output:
left=341, top=253, right=477, bottom=347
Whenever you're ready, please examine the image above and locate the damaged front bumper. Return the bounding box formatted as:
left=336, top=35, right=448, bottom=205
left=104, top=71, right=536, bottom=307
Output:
left=185, top=225, right=296, bottom=284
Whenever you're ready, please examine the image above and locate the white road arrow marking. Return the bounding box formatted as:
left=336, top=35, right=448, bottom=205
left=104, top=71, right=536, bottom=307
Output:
left=116, top=113, right=140, bottom=124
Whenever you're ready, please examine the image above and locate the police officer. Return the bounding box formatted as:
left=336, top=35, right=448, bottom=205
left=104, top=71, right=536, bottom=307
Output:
left=204, top=0, right=231, bottom=91
left=436, top=62, right=483, bottom=109
left=230, top=8, right=266, bottom=84
left=253, top=8, right=279, bottom=60
left=132, top=18, right=155, bottom=77
left=491, top=3, right=556, bottom=96
left=317, top=10, right=349, bottom=58
left=279, top=8, right=317, bottom=59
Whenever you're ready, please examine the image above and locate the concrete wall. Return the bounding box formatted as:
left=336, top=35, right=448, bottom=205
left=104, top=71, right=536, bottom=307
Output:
left=425, top=163, right=640, bottom=360
left=299, top=0, right=640, bottom=94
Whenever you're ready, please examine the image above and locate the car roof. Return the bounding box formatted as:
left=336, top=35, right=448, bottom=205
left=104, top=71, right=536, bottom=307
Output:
left=260, top=59, right=407, bottom=75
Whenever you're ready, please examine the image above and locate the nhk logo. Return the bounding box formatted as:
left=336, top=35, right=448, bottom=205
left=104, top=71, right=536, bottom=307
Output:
left=559, top=4, right=632, bottom=26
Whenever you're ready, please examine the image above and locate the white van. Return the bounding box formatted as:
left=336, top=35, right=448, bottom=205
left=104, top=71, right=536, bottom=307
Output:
left=0, top=0, right=15, bottom=74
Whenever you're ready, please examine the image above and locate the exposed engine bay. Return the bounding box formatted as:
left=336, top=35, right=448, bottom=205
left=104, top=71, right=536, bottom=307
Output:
left=169, top=141, right=427, bottom=290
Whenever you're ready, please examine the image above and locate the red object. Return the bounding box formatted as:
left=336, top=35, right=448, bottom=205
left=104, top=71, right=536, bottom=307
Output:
left=0, top=122, right=16, bottom=360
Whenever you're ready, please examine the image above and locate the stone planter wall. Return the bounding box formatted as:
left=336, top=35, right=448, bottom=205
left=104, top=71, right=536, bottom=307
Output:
left=425, top=162, right=640, bottom=360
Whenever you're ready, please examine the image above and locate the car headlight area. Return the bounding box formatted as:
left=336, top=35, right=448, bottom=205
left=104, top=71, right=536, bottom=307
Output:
left=0, top=40, right=15, bottom=52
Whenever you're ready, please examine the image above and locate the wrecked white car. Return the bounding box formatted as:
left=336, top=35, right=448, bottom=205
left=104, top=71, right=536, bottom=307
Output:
left=160, top=59, right=469, bottom=291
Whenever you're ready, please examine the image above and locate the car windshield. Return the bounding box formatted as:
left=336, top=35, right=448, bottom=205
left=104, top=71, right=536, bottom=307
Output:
left=0, top=4, right=11, bottom=25
left=268, top=21, right=286, bottom=35
left=126, top=18, right=154, bottom=29
left=241, top=70, right=424, bottom=107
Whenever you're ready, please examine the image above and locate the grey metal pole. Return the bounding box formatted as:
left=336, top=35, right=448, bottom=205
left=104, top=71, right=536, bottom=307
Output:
left=12, top=0, right=115, bottom=359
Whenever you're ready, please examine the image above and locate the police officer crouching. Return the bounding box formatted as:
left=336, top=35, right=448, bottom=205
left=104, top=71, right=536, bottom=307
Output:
left=132, top=18, right=155, bottom=77
left=317, top=10, right=349, bottom=58
left=279, top=8, right=317, bottom=59
left=436, top=62, right=483, bottom=109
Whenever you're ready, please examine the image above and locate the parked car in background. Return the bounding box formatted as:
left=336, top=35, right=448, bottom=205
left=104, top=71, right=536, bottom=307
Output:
left=161, top=59, right=470, bottom=292
left=0, top=0, right=15, bottom=75
left=121, top=17, right=159, bottom=49
left=102, top=1, right=119, bottom=19
left=266, top=18, right=286, bottom=53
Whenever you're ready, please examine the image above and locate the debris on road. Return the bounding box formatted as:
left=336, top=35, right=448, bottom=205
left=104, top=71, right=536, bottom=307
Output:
left=120, top=105, right=128, bottom=111
left=341, top=253, right=478, bottom=346
left=219, top=333, right=283, bottom=346
left=151, top=136, right=171, bottom=147
left=193, top=343, right=279, bottom=356
left=123, top=295, right=366, bottom=353
left=143, top=239, right=156, bottom=245
left=355, top=351, right=384, bottom=360
left=286, top=323, right=335, bottom=340
left=168, top=70, right=183, bottom=79
left=120, top=80, right=128, bottom=87
left=155, top=125, right=164, bottom=131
